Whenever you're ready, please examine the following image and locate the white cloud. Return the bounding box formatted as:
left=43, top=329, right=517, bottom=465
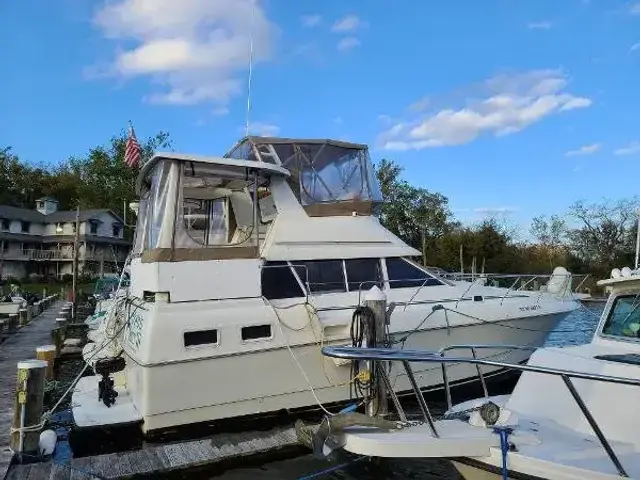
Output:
left=631, top=42, right=640, bottom=51
left=332, top=15, right=365, bottom=33
left=247, top=122, right=280, bottom=137
left=565, top=143, right=601, bottom=156
left=614, top=141, right=640, bottom=155
left=91, top=0, right=276, bottom=107
left=631, top=3, right=640, bottom=15
left=337, top=37, right=361, bottom=51
left=333, top=116, right=343, bottom=124
left=301, top=14, right=321, bottom=27
left=377, top=69, right=592, bottom=151
left=527, top=21, right=552, bottom=30
left=408, top=96, right=430, bottom=112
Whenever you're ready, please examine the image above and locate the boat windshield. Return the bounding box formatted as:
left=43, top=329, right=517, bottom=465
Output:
left=602, top=294, right=640, bottom=339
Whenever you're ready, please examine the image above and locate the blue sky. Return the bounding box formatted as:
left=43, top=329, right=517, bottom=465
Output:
left=2, top=0, right=640, bottom=234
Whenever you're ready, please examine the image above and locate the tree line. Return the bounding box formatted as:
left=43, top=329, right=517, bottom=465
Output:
left=2, top=131, right=638, bottom=288
left=377, top=159, right=640, bottom=286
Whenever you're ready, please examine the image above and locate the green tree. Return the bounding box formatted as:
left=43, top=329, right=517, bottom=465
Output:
left=530, top=214, right=567, bottom=268
left=70, top=130, right=171, bottom=214
left=567, top=198, right=640, bottom=267
left=375, top=159, right=456, bottom=264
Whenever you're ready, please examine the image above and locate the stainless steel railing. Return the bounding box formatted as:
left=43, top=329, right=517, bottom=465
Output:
left=322, top=345, right=637, bottom=477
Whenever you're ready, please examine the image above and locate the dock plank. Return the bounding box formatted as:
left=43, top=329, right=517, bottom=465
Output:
left=9, top=426, right=300, bottom=479
left=48, top=462, right=70, bottom=480
left=0, top=300, right=62, bottom=480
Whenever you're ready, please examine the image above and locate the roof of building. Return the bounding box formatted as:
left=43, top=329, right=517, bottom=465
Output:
left=0, top=205, right=123, bottom=224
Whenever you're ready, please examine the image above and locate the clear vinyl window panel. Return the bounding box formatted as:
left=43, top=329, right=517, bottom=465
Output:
left=602, top=295, right=640, bottom=339
left=182, top=198, right=228, bottom=246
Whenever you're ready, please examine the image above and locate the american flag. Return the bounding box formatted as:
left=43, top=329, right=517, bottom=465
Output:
left=125, top=123, right=141, bottom=167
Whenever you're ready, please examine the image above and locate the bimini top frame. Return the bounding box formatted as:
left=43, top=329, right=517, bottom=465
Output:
left=136, top=152, right=290, bottom=196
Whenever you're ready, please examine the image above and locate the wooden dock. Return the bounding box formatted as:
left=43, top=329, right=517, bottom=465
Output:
left=0, top=298, right=61, bottom=479
left=6, top=426, right=300, bottom=479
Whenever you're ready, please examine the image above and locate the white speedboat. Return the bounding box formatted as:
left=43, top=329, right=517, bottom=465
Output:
left=72, top=136, right=578, bottom=435
left=322, top=267, right=640, bottom=479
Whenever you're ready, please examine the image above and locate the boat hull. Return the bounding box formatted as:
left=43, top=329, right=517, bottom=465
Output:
left=122, top=311, right=569, bottom=433
left=452, top=459, right=544, bottom=480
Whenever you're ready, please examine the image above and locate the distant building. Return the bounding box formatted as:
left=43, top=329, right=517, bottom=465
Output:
left=0, top=197, right=130, bottom=280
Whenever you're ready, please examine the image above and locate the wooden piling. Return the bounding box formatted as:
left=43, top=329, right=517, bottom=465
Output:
left=364, top=286, right=389, bottom=417
left=36, top=345, right=56, bottom=381
left=18, top=309, right=27, bottom=327
left=7, top=314, right=18, bottom=334
left=10, top=359, right=47, bottom=457
left=51, top=328, right=62, bottom=358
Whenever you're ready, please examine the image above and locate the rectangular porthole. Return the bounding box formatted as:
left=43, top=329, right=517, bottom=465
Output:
left=242, top=324, right=272, bottom=341
left=184, top=329, right=218, bottom=347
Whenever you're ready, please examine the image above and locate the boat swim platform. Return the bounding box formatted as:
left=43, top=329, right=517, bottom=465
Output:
left=72, top=375, right=143, bottom=428
left=339, top=420, right=538, bottom=458
left=0, top=298, right=62, bottom=480
left=6, top=426, right=300, bottom=479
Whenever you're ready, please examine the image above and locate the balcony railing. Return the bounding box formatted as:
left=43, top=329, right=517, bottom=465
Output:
left=0, top=249, right=127, bottom=262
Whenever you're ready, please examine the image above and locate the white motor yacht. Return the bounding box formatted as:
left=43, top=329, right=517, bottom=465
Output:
left=72, top=136, right=578, bottom=435
left=322, top=268, right=640, bottom=479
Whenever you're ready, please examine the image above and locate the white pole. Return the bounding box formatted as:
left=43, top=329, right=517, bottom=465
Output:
left=635, top=211, right=640, bottom=270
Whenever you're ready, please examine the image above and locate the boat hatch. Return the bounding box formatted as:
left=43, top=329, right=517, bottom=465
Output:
left=132, top=154, right=289, bottom=262
left=225, top=136, right=382, bottom=217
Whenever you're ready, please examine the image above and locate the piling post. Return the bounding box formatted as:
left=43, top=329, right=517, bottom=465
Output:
left=18, top=308, right=28, bottom=327
left=7, top=313, right=18, bottom=334
left=0, top=319, right=6, bottom=338
left=10, top=359, right=47, bottom=458
left=36, top=345, right=57, bottom=381
left=364, top=286, right=389, bottom=417
left=55, top=318, right=67, bottom=341
left=51, top=329, right=63, bottom=358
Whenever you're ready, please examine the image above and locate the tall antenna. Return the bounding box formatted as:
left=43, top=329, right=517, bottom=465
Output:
left=245, top=0, right=256, bottom=137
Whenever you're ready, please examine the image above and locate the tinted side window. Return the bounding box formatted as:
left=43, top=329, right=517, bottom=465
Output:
left=293, top=260, right=346, bottom=293
left=602, top=295, right=640, bottom=339
left=262, top=261, right=304, bottom=299
left=386, top=258, right=443, bottom=289
left=345, top=258, right=383, bottom=291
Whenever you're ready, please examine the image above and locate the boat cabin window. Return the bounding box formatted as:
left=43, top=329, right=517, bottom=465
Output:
left=184, top=329, right=219, bottom=347
left=345, top=258, right=383, bottom=292
left=261, top=261, right=305, bottom=299
left=602, top=294, right=640, bottom=339
left=385, top=258, right=444, bottom=289
left=293, top=260, right=347, bottom=294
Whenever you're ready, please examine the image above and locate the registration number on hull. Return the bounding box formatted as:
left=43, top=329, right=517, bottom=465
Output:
left=519, top=304, right=542, bottom=312
left=126, top=312, right=145, bottom=351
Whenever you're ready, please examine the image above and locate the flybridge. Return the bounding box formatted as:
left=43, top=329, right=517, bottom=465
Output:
left=224, top=136, right=383, bottom=217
